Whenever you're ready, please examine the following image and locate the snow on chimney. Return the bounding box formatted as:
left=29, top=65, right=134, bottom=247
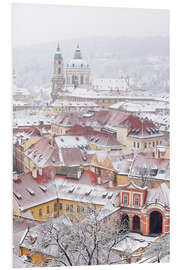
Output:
left=32, top=168, right=37, bottom=179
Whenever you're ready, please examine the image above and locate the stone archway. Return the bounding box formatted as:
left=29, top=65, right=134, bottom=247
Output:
left=121, top=214, right=129, bottom=230
left=149, top=211, right=163, bottom=234
left=133, top=215, right=140, bottom=232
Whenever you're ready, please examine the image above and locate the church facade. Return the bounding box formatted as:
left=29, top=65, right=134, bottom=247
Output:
left=66, top=44, right=91, bottom=89
left=51, top=43, right=91, bottom=101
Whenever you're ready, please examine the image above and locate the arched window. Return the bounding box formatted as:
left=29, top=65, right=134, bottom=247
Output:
left=72, top=75, right=75, bottom=84
left=80, top=75, right=84, bottom=84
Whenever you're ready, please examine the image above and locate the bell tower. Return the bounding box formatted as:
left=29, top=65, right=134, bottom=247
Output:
left=51, top=42, right=65, bottom=101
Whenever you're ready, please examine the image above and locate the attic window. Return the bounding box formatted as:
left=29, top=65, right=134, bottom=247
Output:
left=76, top=137, right=79, bottom=141
left=95, top=138, right=99, bottom=143
left=61, top=138, right=64, bottom=142
left=26, top=188, right=35, bottom=196
left=108, top=193, right=113, bottom=199
left=14, top=192, right=22, bottom=200
left=39, top=185, right=47, bottom=192
left=82, top=156, right=87, bottom=161
left=85, top=189, right=92, bottom=196
left=68, top=186, right=75, bottom=193
left=159, top=170, right=165, bottom=174
left=102, top=192, right=108, bottom=198
left=150, top=169, right=158, bottom=176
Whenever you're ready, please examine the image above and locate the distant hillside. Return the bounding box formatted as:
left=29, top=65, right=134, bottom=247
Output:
left=12, top=36, right=169, bottom=92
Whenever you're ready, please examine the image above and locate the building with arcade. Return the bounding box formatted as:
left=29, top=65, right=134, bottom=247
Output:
left=119, top=181, right=169, bottom=236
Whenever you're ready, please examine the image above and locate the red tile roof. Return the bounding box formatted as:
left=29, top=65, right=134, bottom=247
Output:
left=61, top=147, right=93, bottom=166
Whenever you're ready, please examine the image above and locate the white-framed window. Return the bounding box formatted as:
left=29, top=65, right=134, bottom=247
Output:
left=134, top=195, right=139, bottom=207
left=123, top=193, right=128, bottom=205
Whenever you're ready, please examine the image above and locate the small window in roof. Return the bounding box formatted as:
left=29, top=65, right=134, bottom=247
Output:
left=14, top=192, right=22, bottom=200
left=150, top=169, right=158, bottom=176
left=26, top=188, right=35, bottom=196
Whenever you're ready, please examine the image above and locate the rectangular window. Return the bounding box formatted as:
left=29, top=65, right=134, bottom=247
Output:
left=39, top=208, right=42, bottom=216
left=70, top=204, right=73, bottom=212
left=137, top=142, right=139, bottom=148
left=152, top=142, right=155, bottom=147
left=133, top=142, right=136, bottom=148
left=77, top=205, right=80, bottom=213
left=66, top=204, right=69, bottom=212
left=59, top=203, right=62, bottom=210
left=134, top=195, right=139, bottom=207
left=54, top=203, right=58, bottom=212
left=47, top=206, right=50, bottom=214
left=123, top=193, right=128, bottom=206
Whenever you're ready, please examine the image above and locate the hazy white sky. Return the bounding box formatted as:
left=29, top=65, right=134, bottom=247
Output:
left=12, top=3, right=169, bottom=48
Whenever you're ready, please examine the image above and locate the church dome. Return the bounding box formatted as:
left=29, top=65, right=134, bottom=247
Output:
left=67, top=58, right=89, bottom=68
left=67, top=44, right=89, bottom=68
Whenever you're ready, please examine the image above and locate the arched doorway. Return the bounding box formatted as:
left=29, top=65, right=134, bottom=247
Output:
left=133, top=215, right=140, bottom=232
left=121, top=214, right=129, bottom=230
left=149, top=211, right=163, bottom=234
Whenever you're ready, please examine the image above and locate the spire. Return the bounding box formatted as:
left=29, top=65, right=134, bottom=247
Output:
left=57, top=41, right=60, bottom=52
left=54, top=41, right=62, bottom=60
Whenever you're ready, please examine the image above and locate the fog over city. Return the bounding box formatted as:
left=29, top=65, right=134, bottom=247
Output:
left=12, top=4, right=169, bottom=48
left=12, top=4, right=169, bottom=91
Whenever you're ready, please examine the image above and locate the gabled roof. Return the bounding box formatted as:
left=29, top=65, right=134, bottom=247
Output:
left=118, top=181, right=148, bottom=191
left=60, top=147, right=92, bottom=166
left=24, top=137, right=61, bottom=168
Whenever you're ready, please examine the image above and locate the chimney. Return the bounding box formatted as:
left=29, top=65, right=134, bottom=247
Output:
left=32, top=168, right=37, bottom=179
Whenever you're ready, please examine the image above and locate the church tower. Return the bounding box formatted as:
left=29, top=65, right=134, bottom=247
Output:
left=51, top=42, right=65, bottom=101
left=66, top=44, right=91, bottom=89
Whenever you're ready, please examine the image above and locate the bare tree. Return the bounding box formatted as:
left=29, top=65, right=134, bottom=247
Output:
left=143, top=233, right=170, bottom=263
left=27, top=208, right=128, bottom=267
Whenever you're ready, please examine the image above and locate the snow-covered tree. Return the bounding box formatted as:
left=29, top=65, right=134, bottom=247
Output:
left=29, top=208, right=128, bottom=267
left=143, top=233, right=170, bottom=263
